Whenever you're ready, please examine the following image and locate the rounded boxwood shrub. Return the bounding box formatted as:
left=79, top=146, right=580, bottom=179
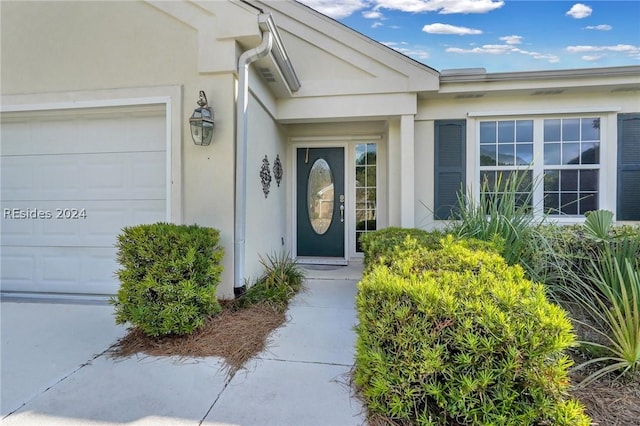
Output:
left=359, top=227, right=446, bottom=270
left=354, top=238, right=589, bottom=425
left=112, top=223, right=224, bottom=337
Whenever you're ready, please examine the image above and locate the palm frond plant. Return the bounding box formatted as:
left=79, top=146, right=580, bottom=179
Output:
left=569, top=257, right=640, bottom=385
left=564, top=210, right=640, bottom=385
left=450, top=169, right=556, bottom=283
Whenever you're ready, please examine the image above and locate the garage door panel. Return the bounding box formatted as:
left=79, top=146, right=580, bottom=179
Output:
left=1, top=200, right=166, bottom=247
left=1, top=246, right=119, bottom=295
left=1, top=151, right=165, bottom=201
left=1, top=110, right=165, bottom=156
left=1, top=106, right=167, bottom=295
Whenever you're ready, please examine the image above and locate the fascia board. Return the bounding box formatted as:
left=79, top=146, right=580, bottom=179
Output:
left=276, top=92, right=417, bottom=122
left=257, top=1, right=439, bottom=84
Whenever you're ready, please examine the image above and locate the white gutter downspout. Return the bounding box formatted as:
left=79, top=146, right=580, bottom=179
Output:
left=234, top=14, right=273, bottom=296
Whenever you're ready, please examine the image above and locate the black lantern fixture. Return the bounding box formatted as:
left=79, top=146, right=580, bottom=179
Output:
left=189, top=91, right=214, bottom=146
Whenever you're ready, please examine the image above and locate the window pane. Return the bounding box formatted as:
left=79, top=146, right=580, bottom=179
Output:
left=355, top=166, right=365, bottom=186
left=581, top=169, right=598, bottom=192
left=366, top=166, right=377, bottom=187
left=516, top=120, right=533, bottom=142
left=355, top=145, right=366, bottom=165
left=562, top=119, right=580, bottom=141
left=480, top=171, right=496, bottom=190
left=563, top=142, right=581, bottom=164
left=498, top=144, right=515, bottom=166
left=544, top=143, right=561, bottom=165
left=355, top=143, right=377, bottom=253
left=480, top=146, right=497, bottom=166
left=561, top=170, right=578, bottom=191
left=580, top=193, right=598, bottom=215
left=480, top=122, right=496, bottom=143
left=561, top=192, right=579, bottom=215
left=516, top=144, right=533, bottom=165
left=582, top=118, right=600, bottom=141
left=544, top=119, right=561, bottom=142
left=581, top=142, right=599, bottom=164
left=498, top=121, right=515, bottom=143
left=544, top=170, right=559, bottom=191
left=544, top=193, right=559, bottom=213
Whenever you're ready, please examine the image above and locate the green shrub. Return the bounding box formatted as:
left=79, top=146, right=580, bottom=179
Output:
left=359, top=227, right=445, bottom=270
left=112, top=223, right=224, bottom=337
left=235, top=252, right=306, bottom=310
left=354, top=238, right=589, bottom=425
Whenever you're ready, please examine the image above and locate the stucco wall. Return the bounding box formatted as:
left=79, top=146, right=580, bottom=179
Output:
left=244, top=92, right=289, bottom=283
left=1, top=0, right=248, bottom=298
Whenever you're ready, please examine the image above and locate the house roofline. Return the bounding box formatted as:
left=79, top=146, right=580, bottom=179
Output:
left=440, top=65, right=640, bottom=84
left=281, top=0, right=439, bottom=77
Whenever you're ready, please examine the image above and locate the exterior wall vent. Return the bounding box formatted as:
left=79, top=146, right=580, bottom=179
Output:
left=454, top=93, right=485, bottom=99
left=259, top=67, right=277, bottom=83
left=531, top=89, right=565, bottom=95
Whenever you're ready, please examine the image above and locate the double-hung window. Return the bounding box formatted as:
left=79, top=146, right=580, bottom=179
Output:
left=478, top=116, right=601, bottom=216
left=542, top=118, right=600, bottom=215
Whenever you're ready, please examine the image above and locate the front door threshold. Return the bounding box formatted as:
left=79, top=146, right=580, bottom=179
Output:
left=295, top=256, right=348, bottom=266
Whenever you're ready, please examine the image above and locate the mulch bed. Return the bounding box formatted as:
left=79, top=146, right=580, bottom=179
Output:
left=108, top=302, right=287, bottom=376
left=570, top=371, right=640, bottom=426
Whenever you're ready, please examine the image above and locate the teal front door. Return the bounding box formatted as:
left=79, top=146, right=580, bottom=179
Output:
left=296, top=147, right=345, bottom=258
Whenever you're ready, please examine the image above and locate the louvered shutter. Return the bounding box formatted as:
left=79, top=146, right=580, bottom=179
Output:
left=434, top=120, right=466, bottom=220
left=617, top=113, right=640, bottom=220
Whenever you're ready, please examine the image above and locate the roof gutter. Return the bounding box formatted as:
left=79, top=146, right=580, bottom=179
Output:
left=234, top=13, right=273, bottom=296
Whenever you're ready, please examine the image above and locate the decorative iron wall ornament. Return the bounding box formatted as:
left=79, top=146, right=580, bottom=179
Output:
left=273, top=154, right=283, bottom=187
left=260, top=155, right=272, bottom=198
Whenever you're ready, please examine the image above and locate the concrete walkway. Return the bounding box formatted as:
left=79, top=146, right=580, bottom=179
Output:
left=1, top=264, right=365, bottom=425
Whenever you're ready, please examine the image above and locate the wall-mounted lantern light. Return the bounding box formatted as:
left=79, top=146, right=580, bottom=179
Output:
left=189, top=91, right=214, bottom=146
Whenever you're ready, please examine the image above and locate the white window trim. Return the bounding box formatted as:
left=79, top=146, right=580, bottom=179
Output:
left=471, top=114, right=611, bottom=222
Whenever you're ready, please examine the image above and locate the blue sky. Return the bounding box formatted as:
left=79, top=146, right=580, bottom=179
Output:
left=298, top=0, right=640, bottom=72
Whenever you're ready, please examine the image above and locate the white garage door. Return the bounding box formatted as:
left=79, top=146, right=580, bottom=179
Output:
left=1, top=105, right=167, bottom=295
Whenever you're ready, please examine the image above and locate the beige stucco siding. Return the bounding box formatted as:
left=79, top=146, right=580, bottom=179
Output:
left=244, top=92, right=289, bottom=283
left=1, top=0, right=251, bottom=298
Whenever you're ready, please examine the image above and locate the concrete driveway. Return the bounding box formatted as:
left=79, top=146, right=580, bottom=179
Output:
left=1, top=265, right=365, bottom=425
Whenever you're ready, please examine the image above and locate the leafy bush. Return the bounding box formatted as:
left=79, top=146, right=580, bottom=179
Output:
left=359, top=227, right=445, bottom=270
left=354, top=237, right=589, bottom=425
left=234, top=252, right=306, bottom=310
left=112, top=223, right=223, bottom=337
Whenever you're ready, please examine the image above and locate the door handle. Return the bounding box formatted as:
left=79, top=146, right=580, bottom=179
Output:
left=340, top=204, right=345, bottom=222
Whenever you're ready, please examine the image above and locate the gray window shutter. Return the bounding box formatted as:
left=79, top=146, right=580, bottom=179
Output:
left=618, top=113, right=640, bottom=220
left=434, top=120, right=466, bottom=220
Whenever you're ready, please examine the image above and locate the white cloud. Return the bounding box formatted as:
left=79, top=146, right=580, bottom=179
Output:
left=423, top=23, right=483, bottom=35
left=372, top=21, right=384, bottom=28
left=298, top=0, right=368, bottom=19
left=363, top=9, right=383, bottom=19
left=374, top=0, right=504, bottom=14
left=383, top=41, right=430, bottom=59
left=566, top=44, right=640, bottom=59
left=566, top=3, right=592, bottom=19
left=500, top=35, right=522, bottom=45
left=582, top=55, right=604, bottom=61
left=584, top=24, right=612, bottom=31
left=446, top=43, right=560, bottom=63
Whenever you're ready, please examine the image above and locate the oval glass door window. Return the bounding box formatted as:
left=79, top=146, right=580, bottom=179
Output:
left=308, top=159, right=334, bottom=235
